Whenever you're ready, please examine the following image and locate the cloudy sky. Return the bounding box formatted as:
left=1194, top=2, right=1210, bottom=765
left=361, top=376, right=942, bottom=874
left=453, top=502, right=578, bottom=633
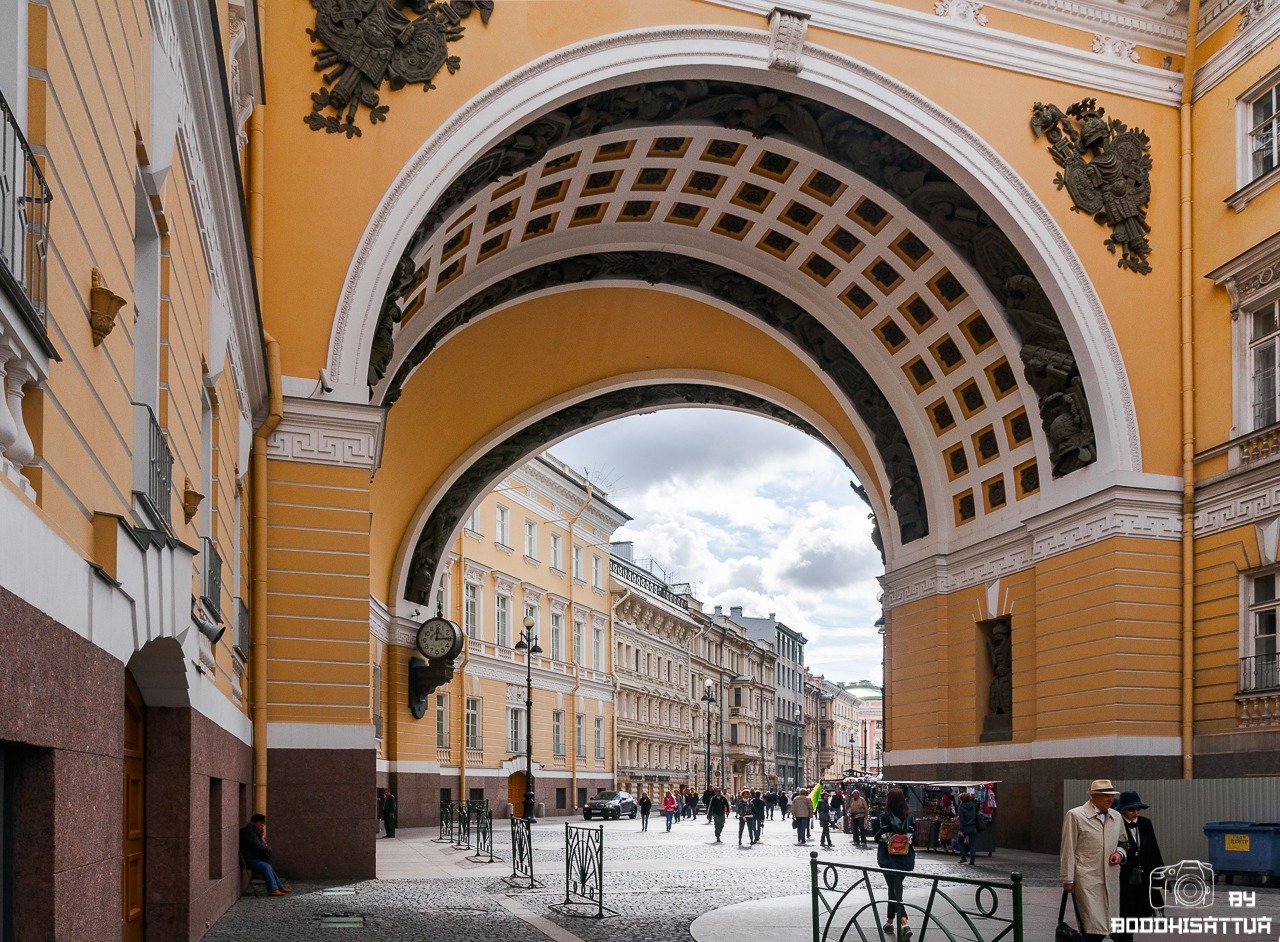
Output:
left=549, top=408, right=885, bottom=687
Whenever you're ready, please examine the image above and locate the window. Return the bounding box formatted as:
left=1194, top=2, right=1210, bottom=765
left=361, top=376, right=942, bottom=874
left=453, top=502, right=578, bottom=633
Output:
left=496, top=505, right=511, bottom=547
left=577, top=787, right=587, bottom=809
left=734, top=687, right=742, bottom=707
left=594, top=716, right=605, bottom=758
left=591, top=555, right=603, bottom=589
left=551, top=533, right=564, bottom=570
left=556, top=788, right=567, bottom=810
left=465, top=697, right=481, bottom=749
left=495, top=594, right=511, bottom=647
left=1245, top=571, right=1279, bottom=692
left=572, top=545, right=584, bottom=581
left=552, top=710, right=565, bottom=755
left=464, top=583, right=480, bottom=639
left=731, top=724, right=739, bottom=745
left=576, top=713, right=586, bottom=757
left=551, top=612, right=564, bottom=661
left=593, top=626, right=603, bottom=669
left=524, top=602, right=538, bottom=632
left=436, top=693, right=449, bottom=748
left=1248, top=76, right=1280, bottom=182
left=508, top=707, right=525, bottom=753
left=1251, top=302, right=1280, bottom=430
left=573, top=619, right=583, bottom=665
left=524, top=520, right=537, bottom=558
left=464, top=508, right=479, bottom=532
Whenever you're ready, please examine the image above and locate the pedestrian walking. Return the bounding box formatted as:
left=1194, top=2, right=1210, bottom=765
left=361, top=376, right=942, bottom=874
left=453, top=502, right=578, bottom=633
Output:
left=702, top=786, right=716, bottom=825
left=736, top=788, right=758, bottom=845
left=848, top=789, right=870, bottom=847
left=779, top=790, right=790, bottom=820
left=765, top=789, right=777, bottom=819
left=684, top=785, right=696, bottom=819
left=831, top=788, right=845, bottom=827
left=955, top=792, right=979, bottom=865
left=662, top=789, right=678, bottom=832
left=791, top=788, right=813, bottom=844
left=708, top=787, right=730, bottom=843
left=875, top=787, right=916, bottom=940
left=818, top=793, right=834, bottom=847
left=639, top=791, right=652, bottom=832
left=751, top=790, right=766, bottom=843
left=674, top=789, right=684, bottom=822
left=1060, top=779, right=1128, bottom=942
left=380, top=787, right=398, bottom=839
left=1114, top=791, right=1165, bottom=942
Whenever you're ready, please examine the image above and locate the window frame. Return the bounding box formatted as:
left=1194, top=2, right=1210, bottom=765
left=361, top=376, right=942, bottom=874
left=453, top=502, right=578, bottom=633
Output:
left=523, top=519, right=538, bottom=559
left=591, top=555, right=603, bottom=589
left=463, top=582, right=481, bottom=639
left=495, top=593, right=511, bottom=647
left=436, top=693, right=449, bottom=749
left=1243, top=70, right=1280, bottom=187
left=552, top=710, right=565, bottom=756
left=593, top=716, right=605, bottom=759
left=1242, top=567, right=1280, bottom=693
left=465, top=696, right=481, bottom=750
left=495, top=505, right=511, bottom=548
left=550, top=611, right=564, bottom=661
left=572, top=545, right=584, bottom=581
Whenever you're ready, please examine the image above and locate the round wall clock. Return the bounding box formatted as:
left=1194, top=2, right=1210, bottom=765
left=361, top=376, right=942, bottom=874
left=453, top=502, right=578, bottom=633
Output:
left=415, top=616, right=463, bottom=661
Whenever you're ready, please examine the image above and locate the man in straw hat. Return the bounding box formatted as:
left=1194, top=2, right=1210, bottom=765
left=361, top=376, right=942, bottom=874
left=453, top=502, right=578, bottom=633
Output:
left=1060, top=779, right=1129, bottom=942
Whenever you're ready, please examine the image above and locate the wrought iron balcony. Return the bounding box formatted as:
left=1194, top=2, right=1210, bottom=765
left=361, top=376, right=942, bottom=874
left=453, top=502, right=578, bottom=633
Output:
left=235, top=597, right=249, bottom=657
left=201, top=537, right=223, bottom=619
left=133, top=404, right=174, bottom=526
left=1240, top=653, right=1278, bottom=694
left=0, top=89, right=52, bottom=344
left=609, top=557, right=689, bottom=609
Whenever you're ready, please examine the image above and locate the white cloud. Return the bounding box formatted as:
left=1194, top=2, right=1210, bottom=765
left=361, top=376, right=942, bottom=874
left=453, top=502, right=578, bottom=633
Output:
left=550, top=408, right=885, bottom=686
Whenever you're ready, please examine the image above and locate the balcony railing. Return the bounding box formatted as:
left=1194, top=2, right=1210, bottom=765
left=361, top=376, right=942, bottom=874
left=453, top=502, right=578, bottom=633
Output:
left=1240, top=653, right=1278, bottom=694
left=234, top=597, right=249, bottom=657
left=610, top=558, right=689, bottom=609
left=200, top=537, right=223, bottom=619
left=134, top=404, right=174, bottom=526
left=0, top=90, right=52, bottom=339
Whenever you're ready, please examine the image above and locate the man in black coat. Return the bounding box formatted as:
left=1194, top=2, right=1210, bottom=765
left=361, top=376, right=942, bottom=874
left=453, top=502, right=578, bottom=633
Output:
left=1114, top=791, right=1164, bottom=942
left=707, top=787, right=731, bottom=843
left=240, top=813, right=289, bottom=896
left=381, top=787, right=398, bottom=838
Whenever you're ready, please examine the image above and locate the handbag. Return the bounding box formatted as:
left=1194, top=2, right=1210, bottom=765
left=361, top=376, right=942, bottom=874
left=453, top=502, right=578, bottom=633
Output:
left=1056, top=890, right=1084, bottom=942
left=792, top=817, right=799, bottom=829
left=887, top=833, right=911, bottom=855
left=976, top=815, right=987, bottom=833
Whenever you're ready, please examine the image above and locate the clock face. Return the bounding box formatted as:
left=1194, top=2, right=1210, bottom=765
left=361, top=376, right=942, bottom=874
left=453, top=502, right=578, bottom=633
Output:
left=416, top=617, right=461, bottom=661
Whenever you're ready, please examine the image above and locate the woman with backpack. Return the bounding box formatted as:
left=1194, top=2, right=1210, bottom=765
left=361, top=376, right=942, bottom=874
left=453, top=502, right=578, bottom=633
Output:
left=874, top=787, right=916, bottom=940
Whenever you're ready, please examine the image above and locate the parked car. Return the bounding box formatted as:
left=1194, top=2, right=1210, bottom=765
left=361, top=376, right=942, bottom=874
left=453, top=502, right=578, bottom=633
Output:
left=584, top=790, right=637, bottom=820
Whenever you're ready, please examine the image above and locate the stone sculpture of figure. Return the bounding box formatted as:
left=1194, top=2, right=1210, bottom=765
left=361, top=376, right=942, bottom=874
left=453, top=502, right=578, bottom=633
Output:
left=987, top=617, right=1012, bottom=716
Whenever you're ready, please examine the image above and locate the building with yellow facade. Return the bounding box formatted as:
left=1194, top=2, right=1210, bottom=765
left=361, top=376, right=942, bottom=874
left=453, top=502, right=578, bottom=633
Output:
left=4, top=0, right=1280, bottom=936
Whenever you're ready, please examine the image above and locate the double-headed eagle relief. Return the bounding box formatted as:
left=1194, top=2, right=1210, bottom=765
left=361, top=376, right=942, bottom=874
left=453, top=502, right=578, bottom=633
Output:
left=1030, top=98, right=1153, bottom=274
left=305, top=0, right=494, bottom=138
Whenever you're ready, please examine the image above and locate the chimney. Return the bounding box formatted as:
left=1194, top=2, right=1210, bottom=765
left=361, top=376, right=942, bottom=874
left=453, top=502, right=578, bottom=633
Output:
left=769, top=612, right=776, bottom=622
left=611, top=541, right=634, bottom=561
left=714, top=605, right=723, bottom=616
left=730, top=606, right=743, bottom=618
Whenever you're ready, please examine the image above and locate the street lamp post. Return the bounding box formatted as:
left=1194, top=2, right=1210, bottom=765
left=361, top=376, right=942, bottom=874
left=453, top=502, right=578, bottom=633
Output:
left=514, top=616, right=542, bottom=820
left=700, top=678, right=716, bottom=794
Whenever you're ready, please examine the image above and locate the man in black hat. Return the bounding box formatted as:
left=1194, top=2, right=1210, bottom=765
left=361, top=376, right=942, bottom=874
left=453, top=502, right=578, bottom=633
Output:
left=1113, top=791, right=1164, bottom=942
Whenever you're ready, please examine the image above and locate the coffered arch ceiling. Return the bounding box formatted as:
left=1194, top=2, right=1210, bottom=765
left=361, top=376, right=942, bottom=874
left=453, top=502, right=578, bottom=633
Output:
left=375, top=84, right=1102, bottom=538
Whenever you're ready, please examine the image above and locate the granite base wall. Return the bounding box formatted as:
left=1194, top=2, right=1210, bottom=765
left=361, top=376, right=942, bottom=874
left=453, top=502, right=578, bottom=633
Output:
left=384, top=771, right=616, bottom=826
left=268, top=748, right=376, bottom=880
left=888, top=754, right=1182, bottom=854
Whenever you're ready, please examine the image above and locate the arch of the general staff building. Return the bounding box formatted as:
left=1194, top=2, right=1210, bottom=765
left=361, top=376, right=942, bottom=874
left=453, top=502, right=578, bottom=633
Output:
left=256, top=5, right=1194, bottom=878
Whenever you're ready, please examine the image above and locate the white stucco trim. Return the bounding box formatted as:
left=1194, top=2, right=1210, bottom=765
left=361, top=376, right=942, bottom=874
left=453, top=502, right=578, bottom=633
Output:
left=889, top=734, right=1183, bottom=764
left=267, top=722, right=377, bottom=750
left=327, top=26, right=1141, bottom=482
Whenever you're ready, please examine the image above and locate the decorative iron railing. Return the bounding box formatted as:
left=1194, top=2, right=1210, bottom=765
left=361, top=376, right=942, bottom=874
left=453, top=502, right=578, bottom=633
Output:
left=201, top=537, right=223, bottom=619
left=505, top=816, right=542, bottom=891
left=609, top=558, right=689, bottom=610
left=452, top=801, right=472, bottom=850
left=0, top=89, right=52, bottom=339
left=433, top=801, right=455, bottom=843
left=234, top=597, right=249, bottom=657
left=810, top=855, right=1022, bottom=942
left=1240, top=653, right=1279, bottom=694
left=134, top=404, right=174, bottom=526
left=552, top=823, right=617, bottom=919
left=466, top=806, right=500, bottom=863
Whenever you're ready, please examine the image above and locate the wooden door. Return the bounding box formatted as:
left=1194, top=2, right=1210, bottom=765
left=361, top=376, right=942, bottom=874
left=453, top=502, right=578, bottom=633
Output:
left=507, top=772, right=525, bottom=811
left=121, top=676, right=145, bottom=942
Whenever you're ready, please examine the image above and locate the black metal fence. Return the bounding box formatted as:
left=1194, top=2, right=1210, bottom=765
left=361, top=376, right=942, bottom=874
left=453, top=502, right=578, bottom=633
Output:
left=810, top=855, right=1023, bottom=942
left=466, top=807, right=500, bottom=863
left=551, top=823, right=617, bottom=919
left=433, top=801, right=455, bottom=843
left=0, top=89, right=52, bottom=337
left=452, top=801, right=472, bottom=849
left=504, top=816, right=542, bottom=890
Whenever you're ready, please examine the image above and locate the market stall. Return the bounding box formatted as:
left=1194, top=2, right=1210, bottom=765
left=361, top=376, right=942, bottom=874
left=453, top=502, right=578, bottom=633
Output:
left=880, top=780, right=1000, bottom=857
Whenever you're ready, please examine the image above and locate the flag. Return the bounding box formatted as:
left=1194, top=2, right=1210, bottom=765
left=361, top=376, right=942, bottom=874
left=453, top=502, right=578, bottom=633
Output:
left=810, top=781, right=823, bottom=811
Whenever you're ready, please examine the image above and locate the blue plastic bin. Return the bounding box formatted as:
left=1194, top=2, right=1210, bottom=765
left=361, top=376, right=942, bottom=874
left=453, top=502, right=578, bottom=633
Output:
left=1203, top=821, right=1280, bottom=881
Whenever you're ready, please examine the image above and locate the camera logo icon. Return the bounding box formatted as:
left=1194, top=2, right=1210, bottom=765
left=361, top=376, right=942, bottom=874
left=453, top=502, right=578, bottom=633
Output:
left=1150, top=860, right=1215, bottom=909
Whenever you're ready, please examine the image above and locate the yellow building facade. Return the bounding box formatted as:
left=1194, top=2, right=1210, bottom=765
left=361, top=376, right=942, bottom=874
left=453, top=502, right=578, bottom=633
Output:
left=4, top=0, right=1280, bottom=936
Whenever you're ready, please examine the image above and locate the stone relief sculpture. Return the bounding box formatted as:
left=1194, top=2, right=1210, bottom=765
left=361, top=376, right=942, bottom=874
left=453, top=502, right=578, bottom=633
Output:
left=305, top=0, right=494, bottom=137
left=982, top=615, right=1012, bottom=741
left=370, top=80, right=1097, bottom=479
left=1030, top=98, right=1153, bottom=274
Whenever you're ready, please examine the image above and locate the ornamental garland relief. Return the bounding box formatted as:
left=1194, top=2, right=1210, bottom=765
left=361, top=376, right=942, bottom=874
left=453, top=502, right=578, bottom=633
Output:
left=304, top=0, right=494, bottom=138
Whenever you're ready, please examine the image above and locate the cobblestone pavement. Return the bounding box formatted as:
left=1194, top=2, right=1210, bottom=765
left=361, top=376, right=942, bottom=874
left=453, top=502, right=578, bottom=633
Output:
left=207, top=816, right=1275, bottom=942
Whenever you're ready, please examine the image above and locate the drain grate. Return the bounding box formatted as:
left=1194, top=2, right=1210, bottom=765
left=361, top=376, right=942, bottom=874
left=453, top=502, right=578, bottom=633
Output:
left=319, top=914, right=366, bottom=928
left=320, top=888, right=358, bottom=897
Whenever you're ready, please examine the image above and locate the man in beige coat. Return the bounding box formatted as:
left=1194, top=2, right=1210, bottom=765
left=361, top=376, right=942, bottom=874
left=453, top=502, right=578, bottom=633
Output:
left=1060, top=779, right=1129, bottom=942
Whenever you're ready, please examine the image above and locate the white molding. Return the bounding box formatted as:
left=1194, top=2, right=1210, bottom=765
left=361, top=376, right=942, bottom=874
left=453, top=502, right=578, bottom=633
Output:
left=265, top=395, right=386, bottom=469
left=1192, top=0, right=1280, bottom=100
left=1092, top=34, right=1141, bottom=60
left=702, top=0, right=1186, bottom=90
left=880, top=483, right=1182, bottom=605
left=1195, top=461, right=1280, bottom=537
left=267, top=722, right=376, bottom=750
left=889, top=734, right=1182, bottom=764
left=978, top=0, right=1188, bottom=48
left=767, top=7, right=810, bottom=72
left=934, top=0, right=991, bottom=26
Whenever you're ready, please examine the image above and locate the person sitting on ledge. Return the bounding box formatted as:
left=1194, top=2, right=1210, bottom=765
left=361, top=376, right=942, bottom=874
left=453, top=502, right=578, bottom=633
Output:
left=240, top=813, right=290, bottom=897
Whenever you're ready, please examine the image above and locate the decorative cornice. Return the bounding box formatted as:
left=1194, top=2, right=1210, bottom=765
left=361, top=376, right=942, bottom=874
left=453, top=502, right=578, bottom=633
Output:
left=881, top=484, right=1182, bottom=605
left=767, top=7, right=810, bottom=72
left=935, top=0, right=991, bottom=26
left=265, top=396, right=386, bottom=469
left=492, top=570, right=518, bottom=594
left=1195, top=461, right=1280, bottom=538
left=1192, top=0, right=1280, bottom=100
left=1206, top=230, right=1280, bottom=316
left=461, top=560, right=489, bottom=585
left=522, top=585, right=545, bottom=604
left=1092, top=34, right=1140, bottom=59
